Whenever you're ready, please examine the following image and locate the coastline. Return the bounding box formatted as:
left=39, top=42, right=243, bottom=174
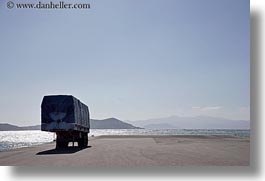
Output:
left=0, top=135, right=249, bottom=166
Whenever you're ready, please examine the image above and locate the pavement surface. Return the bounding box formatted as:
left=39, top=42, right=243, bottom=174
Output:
left=0, top=135, right=250, bottom=166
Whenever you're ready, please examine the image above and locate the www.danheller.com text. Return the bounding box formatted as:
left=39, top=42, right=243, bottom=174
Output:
left=6, top=1, right=91, bottom=10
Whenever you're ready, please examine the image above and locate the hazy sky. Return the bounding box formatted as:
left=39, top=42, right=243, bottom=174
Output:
left=0, top=0, right=249, bottom=126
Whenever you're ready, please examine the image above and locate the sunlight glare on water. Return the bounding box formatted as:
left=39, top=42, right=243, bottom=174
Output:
left=0, top=130, right=54, bottom=151
left=0, top=129, right=249, bottom=151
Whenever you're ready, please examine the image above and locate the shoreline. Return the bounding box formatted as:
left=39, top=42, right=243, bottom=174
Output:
left=0, top=134, right=249, bottom=152
left=93, top=134, right=248, bottom=138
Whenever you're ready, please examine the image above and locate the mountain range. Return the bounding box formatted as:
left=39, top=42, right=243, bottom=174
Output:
left=0, top=118, right=140, bottom=131
left=0, top=116, right=250, bottom=131
left=90, top=118, right=140, bottom=129
left=0, top=124, right=41, bottom=131
left=128, top=115, right=250, bottom=129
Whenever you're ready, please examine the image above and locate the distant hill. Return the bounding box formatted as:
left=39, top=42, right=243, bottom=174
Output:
left=128, top=116, right=250, bottom=129
left=144, top=123, right=179, bottom=129
left=0, top=118, right=140, bottom=131
left=90, top=118, right=140, bottom=129
left=1, top=116, right=249, bottom=130
left=0, top=123, right=40, bottom=131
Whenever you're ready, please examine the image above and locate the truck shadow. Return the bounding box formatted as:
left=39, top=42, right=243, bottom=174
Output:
left=36, top=146, right=92, bottom=155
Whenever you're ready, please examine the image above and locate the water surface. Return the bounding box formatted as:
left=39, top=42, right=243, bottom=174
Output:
left=0, top=129, right=250, bottom=151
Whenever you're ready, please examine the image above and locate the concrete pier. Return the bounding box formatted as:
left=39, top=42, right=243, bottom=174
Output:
left=0, top=135, right=250, bottom=166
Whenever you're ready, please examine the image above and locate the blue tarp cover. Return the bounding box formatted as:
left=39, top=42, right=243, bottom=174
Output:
left=41, top=95, right=90, bottom=129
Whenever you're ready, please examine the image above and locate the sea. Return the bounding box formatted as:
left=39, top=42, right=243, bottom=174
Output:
left=0, top=129, right=250, bottom=152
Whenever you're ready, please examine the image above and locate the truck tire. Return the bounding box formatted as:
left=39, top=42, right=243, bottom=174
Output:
left=56, top=139, right=68, bottom=149
left=84, top=134, right=88, bottom=147
left=56, top=133, right=69, bottom=149
left=78, top=133, right=88, bottom=148
left=78, top=138, right=84, bottom=148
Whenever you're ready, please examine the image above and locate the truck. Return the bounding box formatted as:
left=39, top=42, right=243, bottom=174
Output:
left=41, top=95, right=90, bottom=149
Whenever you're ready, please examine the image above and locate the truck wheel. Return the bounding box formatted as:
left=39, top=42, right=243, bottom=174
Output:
left=78, top=138, right=84, bottom=148
left=82, top=133, right=88, bottom=147
left=56, top=138, right=68, bottom=149
left=84, top=138, right=88, bottom=147
left=84, top=134, right=88, bottom=147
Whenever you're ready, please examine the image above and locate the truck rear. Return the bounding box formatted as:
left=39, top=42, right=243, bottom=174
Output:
left=41, top=95, right=90, bottom=149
